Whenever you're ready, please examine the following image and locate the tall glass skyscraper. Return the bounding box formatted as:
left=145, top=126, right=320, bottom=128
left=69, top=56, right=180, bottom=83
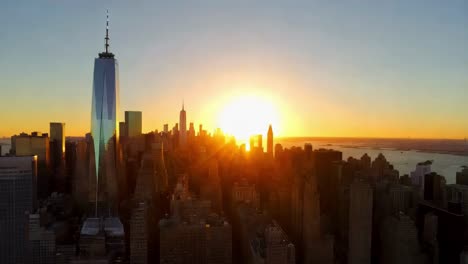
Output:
left=90, top=12, right=120, bottom=215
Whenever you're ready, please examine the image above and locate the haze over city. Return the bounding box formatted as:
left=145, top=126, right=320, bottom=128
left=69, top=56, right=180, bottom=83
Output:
left=1, top=0, right=467, bottom=138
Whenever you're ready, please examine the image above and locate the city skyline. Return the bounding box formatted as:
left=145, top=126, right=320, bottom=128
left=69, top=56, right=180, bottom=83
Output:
left=1, top=1, right=468, bottom=139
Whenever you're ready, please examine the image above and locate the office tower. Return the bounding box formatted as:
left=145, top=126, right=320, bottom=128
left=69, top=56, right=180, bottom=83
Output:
left=252, top=221, right=295, bottom=264
left=130, top=202, right=149, bottom=264
left=199, top=124, right=203, bottom=136
left=163, top=124, right=169, bottom=133
left=410, top=160, right=432, bottom=190
left=27, top=213, right=56, bottom=264
left=0, top=156, right=37, bottom=264
left=236, top=203, right=294, bottom=264
left=447, top=184, right=468, bottom=215
left=159, top=214, right=232, bottom=264
left=79, top=217, right=125, bottom=261
left=456, top=167, right=468, bottom=186
left=200, top=159, right=222, bottom=213
left=388, top=184, right=413, bottom=215
left=380, top=212, right=425, bottom=264
left=424, top=172, right=446, bottom=203
left=11, top=132, right=50, bottom=198
left=274, top=144, right=283, bottom=159
left=267, top=125, right=273, bottom=156
left=125, top=111, right=143, bottom=137
left=152, top=142, right=169, bottom=193
left=50, top=122, right=65, bottom=164
left=119, top=121, right=127, bottom=139
left=179, top=104, right=187, bottom=147
left=361, top=153, right=371, bottom=169
left=348, top=179, right=373, bottom=264
left=188, top=122, right=196, bottom=142
left=90, top=12, right=120, bottom=214
left=50, top=122, right=66, bottom=192
left=300, top=149, right=334, bottom=264
left=72, top=140, right=90, bottom=209
left=179, top=103, right=187, bottom=147
left=232, top=179, right=259, bottom=207
left=313, top=149, right=342, bottom=218
left=257, top=134, right=263, bottom=151
left=11, top=132, right=50, bottom=162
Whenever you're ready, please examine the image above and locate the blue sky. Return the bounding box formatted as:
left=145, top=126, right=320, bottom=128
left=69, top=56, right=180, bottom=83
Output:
left=1, top=0, right=467, bottom=138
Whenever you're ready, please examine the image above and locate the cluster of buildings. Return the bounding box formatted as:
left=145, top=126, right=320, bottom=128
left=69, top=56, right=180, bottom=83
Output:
left=3, top=14, right=468, bottom=264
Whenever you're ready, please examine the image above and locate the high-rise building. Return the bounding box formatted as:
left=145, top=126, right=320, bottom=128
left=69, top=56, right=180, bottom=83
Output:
left=232, top=179, right=259, bottom=207
left=90, top=12, right=120, bottom=214
left=179, top=103, right=187, bottom=147
left=456, top=167, right=468, bottom=186
left=50, top=122, right=65, bottom=162
left=447, top=184, right=468, bottom=215
left=27, top=213, right=56, bottom=264
left=0, top=156, right=37, bottom=264
left=188, top=122, right=196, bottom=142
left=424, top=172, right=446, bottom=203
left=200, top=159, right=223, bottom=213
left=159, top=214, right=232, bottom=264
left=11, top=132, right=50, bottom=164
left=267, top=125, right=273, bottom=156
left=163, top=124, right=169, bottom=134
left=348, top=179, right=373, bottom=264
left=79, top=217, right=125, bottom=261
left=380, top=212, right=426, bottom=264
left=257, top=134, right=263, bottom=151
left=410, top=160, right=432, bottom=192
left=199, top=124, right=203, bottom=136
left=11, top=132, right=50, bottom=197
left=388, top=184, right=413, bottom=215
left=130, top=202, right=149, bottom=264
left=313, top=149, right=343, bottom=218
left=125, top=111, right=142, bottom=137
left=50, top=122, right=66, bottom=192
left=119, top=121, right=127, bottom=139
left=256, top=221, right=295, bottom=264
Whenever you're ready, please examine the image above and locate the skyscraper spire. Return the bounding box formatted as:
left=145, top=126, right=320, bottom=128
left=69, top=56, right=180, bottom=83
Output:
left=105, top=9, right=110, bottom=53
left=267, top=124, right=274, bottom=157
left=99, top=10, right=114, bottom=58
left=182, top=100, right=185, bottom=111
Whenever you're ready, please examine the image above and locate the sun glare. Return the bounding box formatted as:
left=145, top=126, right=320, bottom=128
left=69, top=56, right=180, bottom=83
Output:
left=217, top=95, right=280, bottom=144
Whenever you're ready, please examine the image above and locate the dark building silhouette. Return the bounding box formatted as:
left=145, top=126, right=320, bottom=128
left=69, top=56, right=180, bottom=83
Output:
left=424, top=172, right=446, bottom=204
left=457, top=167, right=468, bottom=186
left=267, top=125, right=273, bottom=157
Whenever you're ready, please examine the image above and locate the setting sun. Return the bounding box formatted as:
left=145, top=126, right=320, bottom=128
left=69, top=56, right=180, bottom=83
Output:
left=217, top=95, right=280, bottom=143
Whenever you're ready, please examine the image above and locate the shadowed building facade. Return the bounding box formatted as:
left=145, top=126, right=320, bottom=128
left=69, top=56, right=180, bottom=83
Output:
left=348, top=180, right=373, bottom=264
left=0, top=156, right=37, bottom=264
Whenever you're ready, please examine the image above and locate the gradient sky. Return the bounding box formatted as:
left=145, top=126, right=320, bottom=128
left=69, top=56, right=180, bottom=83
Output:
left=1, top=0, right=467, bottom=138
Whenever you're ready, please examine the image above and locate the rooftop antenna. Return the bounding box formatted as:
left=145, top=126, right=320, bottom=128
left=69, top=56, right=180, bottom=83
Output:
left=105, top=9, right=110, bottom=53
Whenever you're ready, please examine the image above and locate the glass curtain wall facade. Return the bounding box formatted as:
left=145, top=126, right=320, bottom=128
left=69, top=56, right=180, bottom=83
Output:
left=90, top=53, right=120, bottom=215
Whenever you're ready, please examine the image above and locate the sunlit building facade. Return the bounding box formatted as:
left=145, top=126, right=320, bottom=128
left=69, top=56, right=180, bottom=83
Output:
left=125, top=111, right=142, bottom=137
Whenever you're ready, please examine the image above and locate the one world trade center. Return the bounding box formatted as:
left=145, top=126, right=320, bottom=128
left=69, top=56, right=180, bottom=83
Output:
left=90, top=11, right=120, bottom=216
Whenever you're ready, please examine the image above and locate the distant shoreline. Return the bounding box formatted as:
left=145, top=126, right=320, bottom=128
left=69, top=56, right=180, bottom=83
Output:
left=277, top=137, right=468, bottom=157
